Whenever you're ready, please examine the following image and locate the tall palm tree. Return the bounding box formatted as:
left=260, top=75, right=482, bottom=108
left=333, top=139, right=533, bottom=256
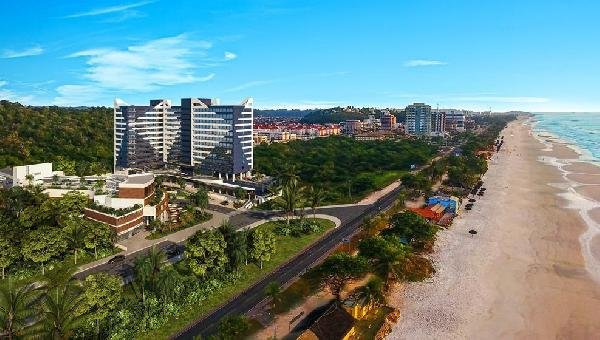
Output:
left=40, top=284, right=86, bottom=340
left=307, top=185, right=325, bottom=218
left=192, top=188, right=209, bottom=214
left=65, top=219, right=86, bottom=265
left=41, top=264, right=79, bottom=299
left=0, top=281, right=39, bottom=339
left=278, top=164, right=299, bottom=186
left=356, top=277, right=386, bottom=308
left=264, top=281, right=282, bottom=339
left=146, top=246, right=166, bottom=284
left=275, top=178, right=302, bottom=226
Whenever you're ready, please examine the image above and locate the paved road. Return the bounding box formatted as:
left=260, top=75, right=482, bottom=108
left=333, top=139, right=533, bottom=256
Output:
left=73, top=240, right=184, bottom=283
left=173, top=186, right=402, bottom=340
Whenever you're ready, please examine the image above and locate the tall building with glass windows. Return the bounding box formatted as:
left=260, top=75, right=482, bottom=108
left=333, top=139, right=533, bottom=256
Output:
left=405, top=103, right=432, bottom=135
left=114, top=97, right=253, bottom=179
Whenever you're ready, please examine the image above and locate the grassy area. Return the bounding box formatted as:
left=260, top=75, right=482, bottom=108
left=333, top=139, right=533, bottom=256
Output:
left=139, top=218, right=335, bottom=340
left=353, top=306, right=394, bottom=339
left=371, top=170, right=406, bottom=189
left=146, top=212, right=212, bottom=240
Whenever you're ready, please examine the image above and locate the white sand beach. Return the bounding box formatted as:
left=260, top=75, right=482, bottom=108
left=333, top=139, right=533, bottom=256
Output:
left=388, top=118, right=600, bottom=339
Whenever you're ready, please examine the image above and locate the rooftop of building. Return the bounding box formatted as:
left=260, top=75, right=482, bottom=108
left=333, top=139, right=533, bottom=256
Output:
left=120, top=173, right=154, bottom=187
left=307, top=302, right=355, bottom=340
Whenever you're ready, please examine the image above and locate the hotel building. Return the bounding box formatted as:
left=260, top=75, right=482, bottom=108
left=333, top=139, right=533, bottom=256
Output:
left=114, top=97, right=253, bottom=180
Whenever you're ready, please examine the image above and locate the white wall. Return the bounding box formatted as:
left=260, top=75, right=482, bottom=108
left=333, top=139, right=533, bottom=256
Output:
left=12, top=162, right=53, bottom=186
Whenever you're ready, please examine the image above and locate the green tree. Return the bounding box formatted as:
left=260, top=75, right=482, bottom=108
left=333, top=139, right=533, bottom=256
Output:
left=82, top=220, right=115, bottom=259
left=191, top=188, right=209, bottom=213
left=264, top=281, right=282, bottom=313
left=265, top=281, right=281, bottom=338
left=383, top=211, right=438, bottom=245
left=177, top=178, right=186, bottom=190
left=249, top=228, right=276, bottom=269
left=229, top=231, right=249, bottom=269
left=64, top=217, right=86, bottom=265
left=307, top=185, right=325, bottom=218
left=217, top=315, right=250, bottom=340
left=186, top=230, right=228, bottom=277
left=55, top=156, right=77, bottom=176
left=275, top=178, right=302, bottom=226
left=146, top=246, right=166, bottom=285
left=0, top=238, right=19, bottom=279
left=315, top=253, right=367, bottom=300
left=0, top=280, right=39, bottom=339
left=40, top=283, right=87, bottom=340
left=356, top=277, right=386, bottom=307
left=358, top=236, right=409, bottom=286
left=21, top=227, right=67, bottom=274
left=81, top=273, right=122, bottom=337
left=219, top=223, right=247, bottom=270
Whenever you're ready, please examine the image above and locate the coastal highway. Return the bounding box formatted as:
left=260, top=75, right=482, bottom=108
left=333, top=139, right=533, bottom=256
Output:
left=173, top=185, right=403, bottom=340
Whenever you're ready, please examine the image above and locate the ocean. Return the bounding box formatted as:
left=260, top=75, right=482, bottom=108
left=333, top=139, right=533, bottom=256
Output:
left=531, top=112, right=600, bottom=283
left=532, top=112, right=600, bottom=162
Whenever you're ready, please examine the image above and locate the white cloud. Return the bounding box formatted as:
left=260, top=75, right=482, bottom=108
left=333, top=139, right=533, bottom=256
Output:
left=224, top=51, right=237, bottom=60
left=455, top=96, right=549, bottom=103
left=51, top=85, right=105, bottom=106
left=67, top=34, right=214, bottom=92
left=64, top=0, right=155, bottom=18
left=404, top=59, right=447, bottom=67
left=258, top=100, right=342, bottom=110
left=224, top=80, right=273, bottom=93
left=1, top=46, right=44, bottom=59
left=0, top=81, right=34, bottom=103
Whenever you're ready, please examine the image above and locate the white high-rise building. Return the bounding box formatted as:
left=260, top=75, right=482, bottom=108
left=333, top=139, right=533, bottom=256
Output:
left=114, top=97, right=253, bottom=179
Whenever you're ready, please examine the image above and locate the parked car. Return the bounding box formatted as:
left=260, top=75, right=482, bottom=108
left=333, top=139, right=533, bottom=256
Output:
left=108, top=254, right=125, bottom=264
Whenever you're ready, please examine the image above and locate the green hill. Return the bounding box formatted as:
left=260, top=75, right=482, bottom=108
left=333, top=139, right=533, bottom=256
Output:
left=0, top=100, right=113, bottom=175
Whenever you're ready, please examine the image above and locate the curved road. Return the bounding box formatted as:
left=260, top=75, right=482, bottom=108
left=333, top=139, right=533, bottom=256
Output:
left=173, top=186, right=402, bottom=339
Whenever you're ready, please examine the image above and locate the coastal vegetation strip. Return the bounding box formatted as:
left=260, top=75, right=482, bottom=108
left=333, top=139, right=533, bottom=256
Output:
left=139, top=218, right=335, bottom=339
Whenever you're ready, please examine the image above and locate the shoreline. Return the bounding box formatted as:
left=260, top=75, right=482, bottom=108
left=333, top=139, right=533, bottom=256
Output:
left=389, top=117, right=600, bottom=339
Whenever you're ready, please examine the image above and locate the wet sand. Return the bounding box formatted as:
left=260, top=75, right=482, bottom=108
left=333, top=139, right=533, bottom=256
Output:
left=389, top=118, right=600, bottom=339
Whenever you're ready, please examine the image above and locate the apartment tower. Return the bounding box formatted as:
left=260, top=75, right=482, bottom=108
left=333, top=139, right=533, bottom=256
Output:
left=114, top=97, right=253, bottom=179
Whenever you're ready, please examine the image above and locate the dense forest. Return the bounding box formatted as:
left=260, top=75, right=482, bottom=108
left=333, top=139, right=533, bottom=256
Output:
left=0, top=100, right=113, bottom=175
left=254, top=109, right=313, bottom=118
left=254, top=136, right=437, bottom=203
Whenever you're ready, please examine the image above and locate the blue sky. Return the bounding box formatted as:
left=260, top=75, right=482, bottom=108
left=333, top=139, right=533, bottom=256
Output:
left=1, top=0, right=599, bottom=111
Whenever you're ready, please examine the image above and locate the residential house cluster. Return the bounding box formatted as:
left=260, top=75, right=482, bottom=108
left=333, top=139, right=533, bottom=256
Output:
left=253, top=122, right=341, bottom=144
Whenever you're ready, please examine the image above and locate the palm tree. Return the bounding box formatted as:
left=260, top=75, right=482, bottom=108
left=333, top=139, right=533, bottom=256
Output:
left=275, top=178, right=302, bottom=226
left=278, top=164, right=299, bottom=186
left=146, top=246, right=166, bottom=283
left=40, top=285, right=86, bottom=340
left=41, top=264, right=79, bottom=298
left=65, top=220, right=85, bottom=265
left=0, top=280, right=39, bottom=339
left=356, top=277, right=386, bottom=308
left=264, top=281, right=281, bottom=312
left=264, top=281, right=282, bottom=339
left=192, top=188, right=209, bottom=214
left=307, top=185, right=325, bottom=218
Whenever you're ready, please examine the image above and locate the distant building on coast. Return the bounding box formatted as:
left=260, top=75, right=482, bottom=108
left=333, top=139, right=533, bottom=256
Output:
left=405, top=103, right=432, bottom=135
left=114, top=97, right=254, bottom=181
left=343, top=119, right=363, bottom=135
left=430, top=110, right=446, bottom=136
left=443, top=109, right=466, bottom=132
left=380, top=112, right=397, bottom=130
